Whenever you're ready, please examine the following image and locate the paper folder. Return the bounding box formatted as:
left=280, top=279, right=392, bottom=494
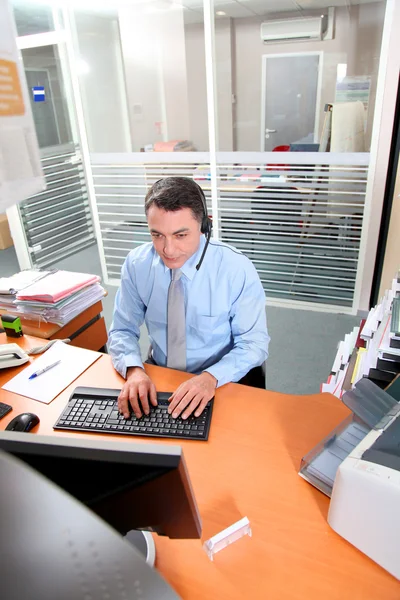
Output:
left=16, top=271, right=100, bottom=303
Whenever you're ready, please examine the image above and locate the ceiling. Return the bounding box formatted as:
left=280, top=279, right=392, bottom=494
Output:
left=12, top=0, right=385, bottom=34
left=181, top=0, right=384, bottom=23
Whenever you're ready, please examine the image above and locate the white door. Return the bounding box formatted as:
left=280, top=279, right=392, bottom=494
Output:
left=261, top=52, right=322, bottom=151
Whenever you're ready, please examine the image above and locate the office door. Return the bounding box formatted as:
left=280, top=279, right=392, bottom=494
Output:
left=25, top=68, right=61, bottom=148
left=261, top=52, right=322, bottom=151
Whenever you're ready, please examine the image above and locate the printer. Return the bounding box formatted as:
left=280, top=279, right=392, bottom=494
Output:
left=299, top=378, right=400, bottom=580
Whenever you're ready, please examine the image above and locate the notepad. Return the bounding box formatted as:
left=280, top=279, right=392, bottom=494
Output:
left=16, top=271, right=100, bottom=303
left=2, top=341, right=101, bottom=403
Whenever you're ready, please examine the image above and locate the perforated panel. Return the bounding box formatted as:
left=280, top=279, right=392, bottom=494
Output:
left=91, top=152, right=369, bottom=309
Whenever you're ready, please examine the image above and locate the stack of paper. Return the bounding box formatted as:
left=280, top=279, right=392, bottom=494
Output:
left=15, top=283, right=105, bottom=325
left=0, top=270, right=105, bottom=326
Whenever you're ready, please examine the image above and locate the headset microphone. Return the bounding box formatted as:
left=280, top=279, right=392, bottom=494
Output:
left=195, top=184, right=212, bottom=271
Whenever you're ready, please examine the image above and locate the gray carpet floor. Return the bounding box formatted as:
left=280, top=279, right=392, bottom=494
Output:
left=0, top=243, right=360, bottom=395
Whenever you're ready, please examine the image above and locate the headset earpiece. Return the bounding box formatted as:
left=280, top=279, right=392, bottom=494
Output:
left=201, top=215, right=211, bottom=235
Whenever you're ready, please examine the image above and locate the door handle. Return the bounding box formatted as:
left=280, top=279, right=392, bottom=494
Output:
left=265, top=128, right=277, bottom=133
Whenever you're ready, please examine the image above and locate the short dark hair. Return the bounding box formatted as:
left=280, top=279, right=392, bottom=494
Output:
left=144, top=177, right=205, bottom=224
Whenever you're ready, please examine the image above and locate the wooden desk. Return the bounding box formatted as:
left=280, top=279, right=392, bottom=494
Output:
left=0, top=334, right=398, bottom=599
left=0, top=300, right=108, bottom=352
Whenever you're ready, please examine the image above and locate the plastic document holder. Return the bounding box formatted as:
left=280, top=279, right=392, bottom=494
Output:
left=299, top=378, right=400, bottom=496
left=203, top=517, right=252, bottom=561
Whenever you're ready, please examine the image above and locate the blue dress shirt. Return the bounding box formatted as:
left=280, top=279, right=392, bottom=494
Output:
left=108, top=236, right=270, bottom=387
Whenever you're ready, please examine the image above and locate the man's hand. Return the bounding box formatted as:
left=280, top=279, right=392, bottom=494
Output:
left=118, top=367, right=157, bottom=419
left=168, top=372, right=217, bottom=420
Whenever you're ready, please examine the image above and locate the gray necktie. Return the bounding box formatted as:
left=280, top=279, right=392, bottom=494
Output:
left=167, top=268, right=186, bottom=370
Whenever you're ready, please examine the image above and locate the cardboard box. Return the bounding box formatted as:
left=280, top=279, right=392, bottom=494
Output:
left=0, top=213, right=13, bottom=250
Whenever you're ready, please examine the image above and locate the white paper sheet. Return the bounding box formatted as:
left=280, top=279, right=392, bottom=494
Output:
left=2, top=341, right=101, bottom=403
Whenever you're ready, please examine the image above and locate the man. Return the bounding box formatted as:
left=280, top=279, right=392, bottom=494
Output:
left=109, top=177, right=270, bottom=421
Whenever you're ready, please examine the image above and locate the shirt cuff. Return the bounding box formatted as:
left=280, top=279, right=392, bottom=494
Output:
left=114, top=354, right=144, bottom=380
left=204, top=365, right=228, bottom=388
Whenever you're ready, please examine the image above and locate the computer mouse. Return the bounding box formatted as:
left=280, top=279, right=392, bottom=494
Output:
left=5, top=412, right=40, bottom=432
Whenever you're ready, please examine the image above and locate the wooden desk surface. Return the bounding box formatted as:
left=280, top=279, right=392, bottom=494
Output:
left=0, top=334, right=398, bottom=599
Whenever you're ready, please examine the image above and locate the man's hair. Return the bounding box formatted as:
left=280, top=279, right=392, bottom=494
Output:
left=144, top=177, right=205, bottom=224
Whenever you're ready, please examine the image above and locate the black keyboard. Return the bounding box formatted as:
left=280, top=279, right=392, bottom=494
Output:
left=0, top=402, right=12, bottom=420
left=54, top=386, right=213, bottom=441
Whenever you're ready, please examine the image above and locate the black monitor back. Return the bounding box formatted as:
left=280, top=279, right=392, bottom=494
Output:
left=0, top=431, right=201, bottom=539
left=0, top=448, right=180, bottom=600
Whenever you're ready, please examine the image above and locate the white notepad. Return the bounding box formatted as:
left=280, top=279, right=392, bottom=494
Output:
left=2, top=341, right=101, bottom=404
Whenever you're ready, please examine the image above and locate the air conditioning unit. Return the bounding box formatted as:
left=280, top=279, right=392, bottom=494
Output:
left=260, top=17, right=323, bottom=43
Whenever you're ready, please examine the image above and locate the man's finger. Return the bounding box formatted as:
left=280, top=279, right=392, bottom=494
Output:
left=168, top=383, right=189, bottom=414
left=194, top=397, right=210, bottom=418
left=149, top=381, right=158, bottom=407
left=127, top=386, right=142, bottom=418
left=118, top=386, right=130, bottom=417
left=181, top=393, right=203, bottom=420
left=171, top=389, right=195, bottom=419
left=138, top=382, right=150, bottom=416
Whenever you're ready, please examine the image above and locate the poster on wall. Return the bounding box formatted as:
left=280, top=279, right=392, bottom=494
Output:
left=0, top=0, right=45, bottom=213
left=335, top=76, right=371, bottom=113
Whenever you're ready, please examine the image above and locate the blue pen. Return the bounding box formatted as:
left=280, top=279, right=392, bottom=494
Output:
left=29, top=359, right=61, bottom=380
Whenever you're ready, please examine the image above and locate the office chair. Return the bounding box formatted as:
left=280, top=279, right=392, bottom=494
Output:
left=147, top=347, right=267, bottom=390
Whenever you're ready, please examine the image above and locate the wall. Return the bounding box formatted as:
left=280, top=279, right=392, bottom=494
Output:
left=119, top=6, right=190, bottom=152
left=378, top=157, right=400, bottom=298
left=74, top=11, right=131, bottom=153
left=346, top=2, right=387, bottom=149
left=233, top=3, right=385, bottom=151
left=185, top=23, right=208, bottom=151
left=184, top=19, right=234, bottom=151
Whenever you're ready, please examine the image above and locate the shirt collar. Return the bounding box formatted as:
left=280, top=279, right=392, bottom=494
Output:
left=160, top=235, right=206, bottom=281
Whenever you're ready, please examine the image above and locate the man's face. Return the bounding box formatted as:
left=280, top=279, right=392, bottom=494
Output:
left=147, top=206, right=202, bottom=270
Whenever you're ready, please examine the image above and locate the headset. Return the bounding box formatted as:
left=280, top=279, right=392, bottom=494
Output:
left=195, top=182, right=213, bottom=271
left=150, top=178, right=212, bottom=271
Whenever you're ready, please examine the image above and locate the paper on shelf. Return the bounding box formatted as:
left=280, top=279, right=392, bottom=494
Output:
left=2, top=341, right=101, bottom=403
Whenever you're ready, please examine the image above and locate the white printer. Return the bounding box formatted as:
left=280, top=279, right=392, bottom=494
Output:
left=299, top=378, right=400, bottom=580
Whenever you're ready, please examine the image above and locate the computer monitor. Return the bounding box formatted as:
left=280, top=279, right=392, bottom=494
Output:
left=0, top=445, right=180, bottom=600
left=289, top=143, right=320, bottom=152
left=0, top=431, right=201, bottom=539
